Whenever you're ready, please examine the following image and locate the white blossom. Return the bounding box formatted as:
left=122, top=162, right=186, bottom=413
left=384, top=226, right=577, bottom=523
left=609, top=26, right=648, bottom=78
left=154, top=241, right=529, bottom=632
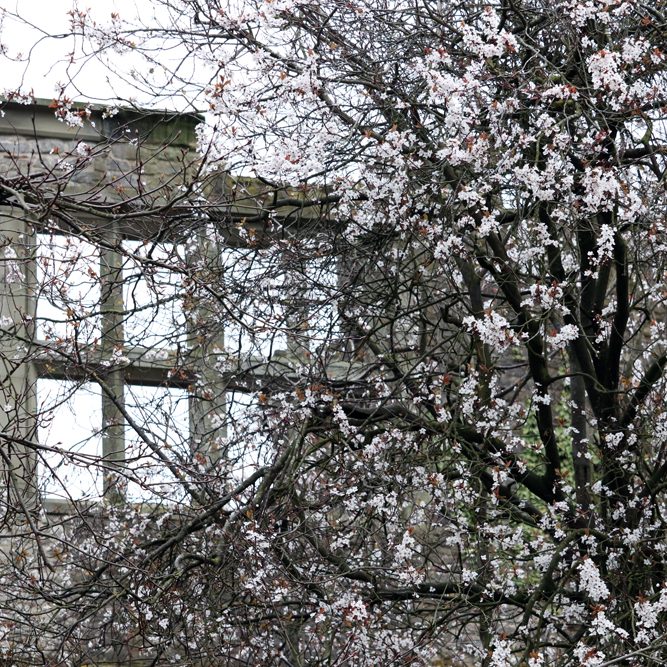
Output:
left=578, top=558, right=610, bottom=601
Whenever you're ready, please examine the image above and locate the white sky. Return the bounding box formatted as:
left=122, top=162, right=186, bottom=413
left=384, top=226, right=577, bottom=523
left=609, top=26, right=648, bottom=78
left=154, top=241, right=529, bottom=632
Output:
left=0, top=0, right=206, bottom=110
left=2, top=1, right=126, bottom=100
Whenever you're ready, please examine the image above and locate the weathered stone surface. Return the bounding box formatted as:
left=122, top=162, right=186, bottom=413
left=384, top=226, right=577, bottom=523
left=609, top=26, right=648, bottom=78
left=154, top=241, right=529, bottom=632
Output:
left=0, top=99, right=202, bottom=206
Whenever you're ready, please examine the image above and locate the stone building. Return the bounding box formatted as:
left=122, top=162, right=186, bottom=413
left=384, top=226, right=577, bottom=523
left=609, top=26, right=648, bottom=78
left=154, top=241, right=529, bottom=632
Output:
left=0, top=99, right=205, bottom=508
left=0, top=98, right=331, bottom=511
left=0, top=99, right=471, bottom=666
left=0, top=98, right=344, bottom=664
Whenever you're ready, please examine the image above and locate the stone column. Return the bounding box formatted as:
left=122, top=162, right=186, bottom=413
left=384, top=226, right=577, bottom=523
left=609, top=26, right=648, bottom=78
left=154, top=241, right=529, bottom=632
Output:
left=0, top=204, right=38, bottom=511
left=99, top=222, right=126, bottom=503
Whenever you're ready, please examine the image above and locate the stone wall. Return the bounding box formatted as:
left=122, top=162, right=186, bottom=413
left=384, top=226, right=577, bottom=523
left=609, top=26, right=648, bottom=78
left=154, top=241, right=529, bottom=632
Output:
left=0, top=98, right=202, bottom=212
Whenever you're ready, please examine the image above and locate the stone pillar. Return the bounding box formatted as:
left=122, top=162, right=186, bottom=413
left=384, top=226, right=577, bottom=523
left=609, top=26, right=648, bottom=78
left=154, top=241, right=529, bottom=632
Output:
left=0, top=204, right=38, bottom=511
left=99, top=223, right=126, bottom=503
left=186, top=223, right=227, bottom=469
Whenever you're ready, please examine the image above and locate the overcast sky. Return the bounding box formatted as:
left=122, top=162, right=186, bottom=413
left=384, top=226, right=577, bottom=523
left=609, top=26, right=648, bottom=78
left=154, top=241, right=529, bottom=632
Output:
left=0, top=0, right=201, bottom=108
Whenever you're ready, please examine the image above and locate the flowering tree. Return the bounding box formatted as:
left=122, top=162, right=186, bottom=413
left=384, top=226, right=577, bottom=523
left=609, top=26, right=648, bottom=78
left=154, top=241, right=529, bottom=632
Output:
left=1, top=0, right=667, bottom=665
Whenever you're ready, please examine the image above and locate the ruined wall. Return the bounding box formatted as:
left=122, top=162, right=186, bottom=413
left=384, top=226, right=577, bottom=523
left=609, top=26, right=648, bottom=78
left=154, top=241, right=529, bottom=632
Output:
left=0, top=99, right=201, bottom=213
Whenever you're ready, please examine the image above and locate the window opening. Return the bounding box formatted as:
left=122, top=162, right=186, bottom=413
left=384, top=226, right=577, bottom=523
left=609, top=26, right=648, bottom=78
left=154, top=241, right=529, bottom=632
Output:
left=219, top=245, right=338, bottom=357
left=124, top=384, right=190, bottom=503
left=35, top=232, right=100, bottom=344
left=37, top=378, right=103, bottom=501
left=220, top=246, right=287, bottom=357
left=224, top=391, right=274, bottom=481
left=122, top=239, right=186, bottom=350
